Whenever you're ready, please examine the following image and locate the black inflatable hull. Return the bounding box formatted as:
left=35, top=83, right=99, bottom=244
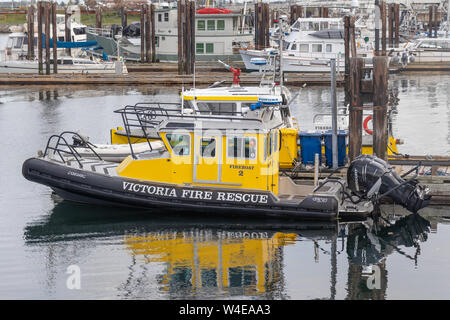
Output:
left=22, top=158, right=339, bottom=221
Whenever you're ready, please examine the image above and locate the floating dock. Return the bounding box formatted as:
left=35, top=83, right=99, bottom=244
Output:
left=0, top=69, right=344, bottom=87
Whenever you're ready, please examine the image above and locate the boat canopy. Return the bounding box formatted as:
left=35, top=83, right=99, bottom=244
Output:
left=41, top=35, right=97, bottom=48
left=196, top=8, right=232, bottom=14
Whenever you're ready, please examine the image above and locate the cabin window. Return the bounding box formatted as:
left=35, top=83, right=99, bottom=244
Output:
left=312, top=44, right=322, bottom=52
left=73, top=27, right=85, bottom=35
left=207, top=20, right=215, bottom=31
left=197, top=20, right=205, bottom=31
left=197, top=102, right=236, bottom=114
left=166, top=134, right=191, bottom=156
left=164, top=12, right=169, bottom=22
left=326, top=44, right=332, bottom=52
left=299, top=44, right=309, bottom=52
left=227, top=137, right=257, bottom=160
left=58, top=36, right=65, bottom=41
left=205, top=43, right=214, bottom=54
left=13, top=37, right=24, bottom=49
left=200, top=138, right=216, bottom=158
left=196, top=43, right=204, bottom=54
left=155, top=36, right=159, bottom=47
left=290, top=43, right=297, bottom=51
left=419, top=41, right=436, bottom=48
left=158, top=14, right=162, bottom=22
left=217, top=20, right=225, bottom=31
left=63, top=60, right=73, bottom=65
left=436, top=41, right=450, bottom=49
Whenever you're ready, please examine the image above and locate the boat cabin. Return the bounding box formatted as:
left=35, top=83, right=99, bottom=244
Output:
left=290, top=18, right=343, bottom=33
left=413, top=38, right=450, bottom=50
left=115, top=106, right=282, bottom=194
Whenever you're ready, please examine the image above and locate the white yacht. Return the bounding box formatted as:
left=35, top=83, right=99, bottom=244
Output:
left=240, top=17, right=373, bottom=73
left=1, top=14, right=87, bottom=62
left=0, top=56, right=127, bottom=74
left=404, top=37, right=450, bottom=64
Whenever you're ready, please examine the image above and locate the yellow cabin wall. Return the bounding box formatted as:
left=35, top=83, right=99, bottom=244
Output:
left=116, top=131, right=281, bottom=194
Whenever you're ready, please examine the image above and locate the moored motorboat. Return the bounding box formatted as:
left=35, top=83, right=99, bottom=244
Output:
left=23, top=101, right=430, bottom=220
left=0, top=56, right=127, bottom=74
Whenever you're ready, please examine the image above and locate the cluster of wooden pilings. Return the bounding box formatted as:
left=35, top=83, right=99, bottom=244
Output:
left=254, top=2, right=270, bottom=50
left=26, top=1, right=59, bottom=75
left=428, top=5, right=440, bottom=38
left=139, top=4, right=156, bottom=63
left=252, top=4, right=332, bottom=49
left=344, top=4, right=390, bottom=162
left=177, top=0, right=195, bottom=75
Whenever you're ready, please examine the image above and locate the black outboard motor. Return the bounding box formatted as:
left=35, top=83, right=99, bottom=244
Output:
left=347, top=155, right=431, bottom=213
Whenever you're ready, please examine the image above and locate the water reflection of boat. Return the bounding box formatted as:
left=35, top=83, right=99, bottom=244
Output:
left=345, top=213, right=431, bottom=300
left=24, top=200, right=338, bottom=243
left=24, top=201, right=433, bottom=299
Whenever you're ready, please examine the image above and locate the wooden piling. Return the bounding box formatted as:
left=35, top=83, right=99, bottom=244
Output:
left=388, top=4, right=394, bottom=47
left=320, top=7, right=328, bottom=18
left=65, top=9, right=71, bottom=56
left=263, top=2, right=270, bottom=47
left=95, top=7, right=102, bottom=29
left=290, top=5, right=302, bottom=25
left=255, top=3, right=263, bottom=49
left=140, top=4, right=145, bottom=63
left=177, top=0, right=183, bottom=74
left=189, top=0, right=195, bottom=74
left=429, top=6, right=433, bottom=38
left=177, top=0, right=195, bottom=75
left=349, top=16, right=356, bottom=58
left=27, top=5, right=35, bottom=60
left=44, top=2, right=50, bottom=75
left=52, top=2, right=57, bottom=74
left=145, top=4, right=151, bottom=63
left=121, top=7, right=127, bottom=29
left=372, top=56, right=389, bottom=160
left=37, top=2, right=43, bottom=75
left=185, top=0, right=192, bottom=73
left=348, top=58, right=364, bottom=162
left=344, top=16, right=350, bottom=92
left=394, top=3, right=400, bottom=48
left=433, top=5, right=439, bottom=38
left=381, top=0, right=386, bottom=55
left=151, top=4, right=156, bottom=63
left=375, top=0, right=380, bottom=55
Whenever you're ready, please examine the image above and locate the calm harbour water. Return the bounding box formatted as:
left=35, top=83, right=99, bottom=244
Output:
left=0, top=32, right=449, bottom=299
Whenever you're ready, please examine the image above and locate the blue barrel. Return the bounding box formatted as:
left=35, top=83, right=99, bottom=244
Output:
left=299, top=131, right=322, bottom=165
left=323, top=130, right=347, bottom=168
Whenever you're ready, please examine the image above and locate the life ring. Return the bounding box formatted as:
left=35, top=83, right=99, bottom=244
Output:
left=363, top=115, right=373, bottom=135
